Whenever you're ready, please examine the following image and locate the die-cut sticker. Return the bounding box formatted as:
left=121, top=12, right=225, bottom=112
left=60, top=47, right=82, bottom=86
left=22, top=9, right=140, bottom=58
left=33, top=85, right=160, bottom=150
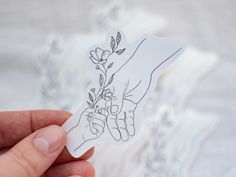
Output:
left=62, top=31, right=185, bottom=157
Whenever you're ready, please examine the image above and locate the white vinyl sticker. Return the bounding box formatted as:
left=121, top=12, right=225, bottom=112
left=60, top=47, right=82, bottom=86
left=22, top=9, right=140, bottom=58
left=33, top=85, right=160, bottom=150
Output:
left=62, top=30, right=185, bottom=157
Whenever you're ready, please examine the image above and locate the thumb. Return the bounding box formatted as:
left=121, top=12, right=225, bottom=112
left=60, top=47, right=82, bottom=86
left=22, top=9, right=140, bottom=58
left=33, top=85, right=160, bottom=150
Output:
left=110, top=87, right=124, bottom=115
left=0, top=125, right=66, bottom=177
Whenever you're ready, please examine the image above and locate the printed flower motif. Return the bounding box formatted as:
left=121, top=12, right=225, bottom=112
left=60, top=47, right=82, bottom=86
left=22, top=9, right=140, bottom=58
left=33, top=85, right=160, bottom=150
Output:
left=89, top=47, right=110, bottom=64
left=87, top=32, right=124, bottom=110
left=102, top=88, right=113, bottom=101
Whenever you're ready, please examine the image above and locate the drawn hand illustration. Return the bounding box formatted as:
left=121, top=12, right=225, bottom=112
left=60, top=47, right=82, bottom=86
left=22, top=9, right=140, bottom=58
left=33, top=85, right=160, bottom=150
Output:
left=66, top=106, right=108, bottom=151
left=105, top=33, right=184, bottom=141
left=64, top=31, right=184, bottom=154
left=107, top=98, right=137, bottom=141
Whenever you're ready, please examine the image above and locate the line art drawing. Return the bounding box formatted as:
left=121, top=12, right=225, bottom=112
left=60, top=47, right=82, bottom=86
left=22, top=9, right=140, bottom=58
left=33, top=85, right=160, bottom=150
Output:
left=62, top=31, right=185, bottom=157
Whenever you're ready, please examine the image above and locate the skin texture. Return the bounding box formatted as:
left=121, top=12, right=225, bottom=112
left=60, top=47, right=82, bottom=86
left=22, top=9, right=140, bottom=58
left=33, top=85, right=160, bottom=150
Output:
left=0, top=110, right=95, bottom=177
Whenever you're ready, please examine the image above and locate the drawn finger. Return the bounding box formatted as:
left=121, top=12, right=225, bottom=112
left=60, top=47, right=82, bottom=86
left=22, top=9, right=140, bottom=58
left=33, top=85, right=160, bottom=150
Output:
left=110, top=87, right=124, bottom=115
left=117, top=112, right=129, bottom=141
left=90, top=117, right=105, bottom=128
left=93, top=113, right=107, bottom=122
left=123, top=100, right=137, bottom=136
left=107, top=115, right=121, bottom=141
left=97, top=109, right=109, bottom=118
left=92, top=124, right=104, bottom=136
left=125, top=110, right=135, bottom=136
left=89, top=121, right=97, bottom=135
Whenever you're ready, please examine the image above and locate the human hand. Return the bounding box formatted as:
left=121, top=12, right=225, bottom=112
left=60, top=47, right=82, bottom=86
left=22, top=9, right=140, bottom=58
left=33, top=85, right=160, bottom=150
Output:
left=0, top=110, right=95, bottom=177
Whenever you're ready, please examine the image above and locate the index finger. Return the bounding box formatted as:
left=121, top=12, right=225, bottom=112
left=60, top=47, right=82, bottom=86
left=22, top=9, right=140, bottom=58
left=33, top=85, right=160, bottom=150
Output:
left=0, top=110, right=94, bottom=163
left=0, top=110, right=70, bottom=148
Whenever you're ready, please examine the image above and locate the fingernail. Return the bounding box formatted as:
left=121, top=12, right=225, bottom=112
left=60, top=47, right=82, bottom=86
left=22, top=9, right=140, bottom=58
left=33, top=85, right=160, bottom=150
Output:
left=33, top=125, right=65, bottom=154
left=111, top=105, right=118, bottom=113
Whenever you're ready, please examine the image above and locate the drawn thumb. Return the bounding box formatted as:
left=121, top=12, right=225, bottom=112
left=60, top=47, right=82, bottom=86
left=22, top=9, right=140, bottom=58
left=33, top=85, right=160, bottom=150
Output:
left=0, top=125, right=66, bottom=177
left=110, top=90, right=124, bottom=115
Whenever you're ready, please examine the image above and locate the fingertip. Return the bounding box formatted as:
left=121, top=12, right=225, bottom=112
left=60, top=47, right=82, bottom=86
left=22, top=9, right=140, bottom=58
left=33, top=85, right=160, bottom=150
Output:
left=120, top=129, right=129, bottom=142
left=110, top=128, right=121, bottom=141
left=111, top=105, right=119, bottom=114
left=0, top=125, right=67, bottom=177
left=33, top=125, right=66, bottom=154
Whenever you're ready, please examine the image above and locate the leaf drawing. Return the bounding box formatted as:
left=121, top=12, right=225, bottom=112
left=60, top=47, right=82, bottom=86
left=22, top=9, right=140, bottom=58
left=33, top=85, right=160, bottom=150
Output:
left=116, top=32, right=121, bottom=45
left=110, top=36, right=116, bottom=51
left=87, top=101, right=93, bottom=107
left=107, top=74, right=114, bottom=85
left=89, top=93, right=94, bottom=103
left=90, top=88, right=96, bottom=92
left=99, top=74, right=104, bottom=86
left=108, top=62, right=114, bottom=69
left=116, top=48, right=125, bottom=55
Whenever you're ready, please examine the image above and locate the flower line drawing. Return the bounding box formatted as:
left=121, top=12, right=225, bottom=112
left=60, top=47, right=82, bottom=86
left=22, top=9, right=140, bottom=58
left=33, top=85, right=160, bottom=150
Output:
left=87, top=32, right=125, bottom=109
left=65, top=32, right=130, bottom=151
